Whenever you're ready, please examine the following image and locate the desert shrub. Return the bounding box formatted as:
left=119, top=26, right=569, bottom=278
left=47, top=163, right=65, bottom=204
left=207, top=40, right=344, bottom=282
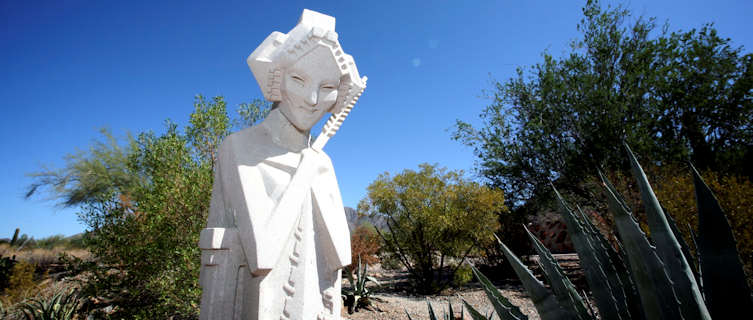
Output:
left=2, top=261, right=37, bottom=306
left=350, top=225, right=381, bottom=267
left=452, top=264, right=473, bottom=288
left=473, top=205, right=530, bottom=280
left=26, top=96, right=270, bottom=319
left=32, top=235, right=66, bottom=250
left=66, top=120, right=215, bottom=319
left=359, top=163, right=507, bottom=293
left=377, top=252, right=403, bottom=270
left=13, top=249, right=60, bottom=268
left=0, top=254, right=16, bottom=292
left=31, top=234, right=85, bottom=250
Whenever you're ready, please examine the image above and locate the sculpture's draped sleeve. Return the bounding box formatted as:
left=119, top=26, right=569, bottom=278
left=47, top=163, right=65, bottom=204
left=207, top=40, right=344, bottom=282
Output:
left=207, top=131, right=350, bottom=276
left=309, top=153, right=351, bottom=271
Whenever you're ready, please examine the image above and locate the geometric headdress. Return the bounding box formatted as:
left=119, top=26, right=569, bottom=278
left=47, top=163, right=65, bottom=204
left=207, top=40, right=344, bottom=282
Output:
left=247, top=9, right=367, bottom=115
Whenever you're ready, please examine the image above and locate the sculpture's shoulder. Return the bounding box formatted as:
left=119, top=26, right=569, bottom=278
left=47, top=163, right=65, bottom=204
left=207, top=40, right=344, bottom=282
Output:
left=218, top=125, right=292, bottom=170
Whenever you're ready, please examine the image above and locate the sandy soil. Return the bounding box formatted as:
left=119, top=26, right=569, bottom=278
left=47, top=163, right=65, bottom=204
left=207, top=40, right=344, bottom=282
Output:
left=341, top=254, right=585, bottom=320
left=342, top=285, right=539, bottom=320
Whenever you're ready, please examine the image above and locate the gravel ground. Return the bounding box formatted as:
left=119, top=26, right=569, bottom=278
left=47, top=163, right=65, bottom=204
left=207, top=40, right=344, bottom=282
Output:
left=342, top=285, right=539, bottom=320
left=339, top=262, right=546, bottom=320
left=341, top=255, right=586, bottom=320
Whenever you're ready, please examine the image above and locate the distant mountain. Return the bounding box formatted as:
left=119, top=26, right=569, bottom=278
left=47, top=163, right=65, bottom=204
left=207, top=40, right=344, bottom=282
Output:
left=344, top=207, right=386, bottom=234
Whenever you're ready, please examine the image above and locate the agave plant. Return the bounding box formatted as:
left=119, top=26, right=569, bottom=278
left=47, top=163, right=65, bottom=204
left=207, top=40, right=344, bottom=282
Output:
left=467, top=143, right=753, bottom=320
left=342, top=255, right=381, bottom=314
left=19, top=288, right=81, bottom=320
left=464, top=264, right=530, bottom=320
left=405, top=300, right=467, bottom=320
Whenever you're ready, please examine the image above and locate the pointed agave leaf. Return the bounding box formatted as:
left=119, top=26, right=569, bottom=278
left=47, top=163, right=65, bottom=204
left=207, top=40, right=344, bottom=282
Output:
left=345, top=266, right=355, bottom=289
left=665, top=209, right=698, bottom=280
left=573, top=205, right=632, bottom=286
left=567, top=192, right=633, bottom=319
left=687, top=223, right=703, bottom=295
left=448, top=299, right=454, bottom=320
left=625, top=143, right=710, bottom=320
left=405, top=309, right=415, bottom=320
left=553, top=187, right=629, bottom=320
left=524, top=225, right=590, bottom=320
left=427, top=300, right=439, bottom=320
left=365, top=275, right=381, bottom=286
left=597, top=168, right=629, bottom=208
left=463, top=299, right=492, bottom=320
left=691, top=164, right=753, bottom=317
left=601, top=173, right=682, bottom=320
left=581, top=290, right=597, bottom=319
left=495, top=238, right=572, bottom=320
left=595, top=174, right=647, bottom=320
left=357, top=255, right=366, bottom=291
left=470, top=262, right=528, bottom=320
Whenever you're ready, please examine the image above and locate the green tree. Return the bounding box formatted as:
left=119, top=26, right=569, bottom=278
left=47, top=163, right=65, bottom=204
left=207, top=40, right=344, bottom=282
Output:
left=453, top=0, right=753, bottom=211
left=26, top=96, right=268, bottom=318
left=358, top=163, right=507, bottom=293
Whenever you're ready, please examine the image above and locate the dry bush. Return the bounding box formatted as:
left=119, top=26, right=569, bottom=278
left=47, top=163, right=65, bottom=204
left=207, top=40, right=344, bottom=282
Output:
left=1, top=244, right=91, bottom=309
left=0, top=244, right=15, bottom=258
left=350, top=225, right=381, bottom=266
left=12, top=248, right=90, bottom=266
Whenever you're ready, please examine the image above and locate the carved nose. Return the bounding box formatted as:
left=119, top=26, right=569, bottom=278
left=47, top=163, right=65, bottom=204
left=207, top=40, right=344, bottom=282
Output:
left=305, top=90, right=317, bottom=106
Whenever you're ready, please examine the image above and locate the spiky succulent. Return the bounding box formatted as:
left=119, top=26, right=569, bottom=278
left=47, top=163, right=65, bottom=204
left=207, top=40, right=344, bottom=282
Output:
left=405, top=300, right=467, bottom=320
left=19, top=288, right=82, bottom=320
left=468, top=144, right=752, bottom=320
left=342, top=255, right=381, bottom=314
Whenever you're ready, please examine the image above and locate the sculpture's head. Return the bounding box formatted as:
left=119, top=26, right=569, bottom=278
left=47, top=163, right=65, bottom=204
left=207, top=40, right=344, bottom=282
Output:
left=247, top=9, right=366, bottom=131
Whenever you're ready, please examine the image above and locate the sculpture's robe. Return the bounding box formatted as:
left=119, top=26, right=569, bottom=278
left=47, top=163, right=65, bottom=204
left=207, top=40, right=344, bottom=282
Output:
left=199, top=125, right=351, bottom=320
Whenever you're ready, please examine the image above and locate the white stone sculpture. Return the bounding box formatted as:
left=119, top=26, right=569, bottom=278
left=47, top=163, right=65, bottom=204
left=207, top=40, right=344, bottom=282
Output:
left=198, top=9, right=366, bottom=320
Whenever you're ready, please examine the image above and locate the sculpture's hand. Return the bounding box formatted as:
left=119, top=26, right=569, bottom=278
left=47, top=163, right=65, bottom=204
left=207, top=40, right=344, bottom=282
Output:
left=296, top=147, right=331, bottom=183
left=267, top=148, right=329, bottom=225
left=256, top=147, right=332, bottom=274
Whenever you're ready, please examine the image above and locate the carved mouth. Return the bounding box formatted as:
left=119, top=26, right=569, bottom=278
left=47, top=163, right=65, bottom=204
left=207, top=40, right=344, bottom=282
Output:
left=298, top=105, right=318, bottom=113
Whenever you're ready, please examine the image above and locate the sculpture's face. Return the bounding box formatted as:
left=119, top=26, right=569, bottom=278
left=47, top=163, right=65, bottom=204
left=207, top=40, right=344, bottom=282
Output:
left=279, top=46, right=341, bottom=132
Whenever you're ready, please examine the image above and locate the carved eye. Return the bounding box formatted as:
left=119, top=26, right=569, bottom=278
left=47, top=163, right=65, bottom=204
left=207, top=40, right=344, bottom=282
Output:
left=291, top=75, right=305, bottom=84
left=321, top=84, right=337, bottom=90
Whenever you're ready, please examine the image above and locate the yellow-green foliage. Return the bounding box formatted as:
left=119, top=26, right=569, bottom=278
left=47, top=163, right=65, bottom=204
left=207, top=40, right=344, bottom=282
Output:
left=2, top=261, right=37, bottom=305
left=595, top=164, right=753, bottom=288
left=359, top=163, right=507, bottom=293
left=651, top=167, right=753, bottom=287
left=452, top=264, right=473, bottom=288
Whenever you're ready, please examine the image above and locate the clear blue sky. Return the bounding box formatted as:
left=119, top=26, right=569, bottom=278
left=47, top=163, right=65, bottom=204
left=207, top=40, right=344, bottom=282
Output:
left=2, top=0, right=752, bottom=238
